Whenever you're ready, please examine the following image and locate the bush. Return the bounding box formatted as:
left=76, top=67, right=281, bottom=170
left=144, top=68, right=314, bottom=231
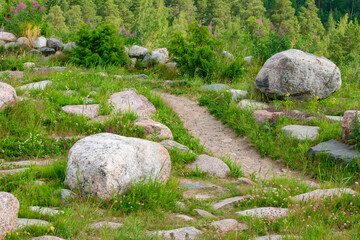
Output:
left=69, top=24, right=129, bottom=67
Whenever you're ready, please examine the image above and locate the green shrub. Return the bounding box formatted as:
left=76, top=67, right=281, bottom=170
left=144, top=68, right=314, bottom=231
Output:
left=69, top=24, right=129, bottom=68
left=348, top=112, right=360, bottom=151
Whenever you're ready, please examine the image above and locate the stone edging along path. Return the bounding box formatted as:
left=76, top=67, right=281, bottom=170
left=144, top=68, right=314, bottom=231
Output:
left=158, top=92, right=319, bottom=187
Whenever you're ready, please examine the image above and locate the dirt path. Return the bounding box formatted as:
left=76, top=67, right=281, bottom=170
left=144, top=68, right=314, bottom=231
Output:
left=159, top=92, right=319, bottom=187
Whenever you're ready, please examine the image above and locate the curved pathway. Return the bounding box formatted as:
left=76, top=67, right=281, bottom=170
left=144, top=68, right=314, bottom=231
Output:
left=159, top=92, right=319, bottom=187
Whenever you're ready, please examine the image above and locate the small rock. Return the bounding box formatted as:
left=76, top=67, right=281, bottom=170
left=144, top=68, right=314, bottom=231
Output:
left=40, top=47, right=56, bottom=56
left=152, top=227, right=202, bottom=240
left=0, top=192, right=19, bottom=239
left=210, top=219, right=248, bottom=233
left=0, top=71, right=24, bottom=78
left=160, top=140, right=192, bottom=153
left=175, top=201, right=185, bottom=209
left=254, top=110, right=283, bottom=125
left=19, top=80, right=52, bottom=91
left=188, top=154, right=230, bottom=178
left=29, top=206, right=64, bottom=216
left=129, top=45, right=148, bottom=58
left=90, top=221, right=123, bottom=229
left=34, top=180, right=45, bottom=186
left=212, top=196, right=249, bottom=210
left=342, top=110, right=360, bottom=140
left=180, top=183, right=212, bottom=189
left=236, top=178, right=255, bottom=185
left=134, top=117, right=173, bottom=139
left=223, top=51, right=234, bottom=60
left=114, top=74, right=148, bottom=79
left=53, top=189, right=76, bottom=203
left=175, top=215, right=194, bottom=221
left=236, top=207, right=289, bottom=219
left=0, top=82, right=18, bottom=111
left=27, top=49, right=42, bottom=55
left=16, top=218, right=50, bottom=229
left=244, top=56, right=254, bottom=65
left=292, top=188, right=357, bottom=201
left=282, top=125, right=320, bottom=140
left=142, top=53, right=152, bottom=67
left=166, top=62, right=177, bottom=70
left=0, top=32, right=16, bottom=42
left=0, top=168, right=29, bottom=176
left=194, top=194, right=213, bottom=200
left=33, top=67, right=66, bottom=72
left=193, top=209, right=216, bottom=218
left=151, top=48, right=169, bottom=64
left=24, top=62, right=35, bottom=68
left=163, top=80, right=187, bottom=86
left=5, top=42, right=18, bottom=49
left=96, top=72, right=107, bottom=76
left=28, top=236, right=65, bottom=240
left=33, top=37, right=47, bottom=49
left=238, top=99, right=268, bottom=110
left=201, top=84, right=230, bottom=92
left=326, top=115, right=343, bottom=122
left=17, top=37, right=31, bottom=49
left=228, top=89, right=248, bottom=101
left=131, top=58, right=137, bottom=65
left=255, top=235, right=286, bottom=240
left=0, top=40, right=5, bottom=46
left=61, top=104, right=100, bottom=119
left=63, top=42, right=77, bottom=51
left=47, top=38, right=63, bottom=51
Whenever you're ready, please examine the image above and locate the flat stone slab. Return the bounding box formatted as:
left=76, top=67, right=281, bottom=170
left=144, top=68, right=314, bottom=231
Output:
left=175, top=215, right=194, bottom=221
left=180, top=183, right=213, bottom=189
left=236, top=178, right=256, bottom=185
left=210, top=219, right=248, bottom=233
left=308, top=139, right=360, bottom=163
left=212, top=196, right=249, bottom=210
left=325, top=115, right=342, bottom=122
left=134, top=117, right=173, bottom=139
left=0, top=168, right=29, bottom=176
left=152, top=227, right=202, bottom=240
left=238, top=99, right=268, bottom=110
left=53, top=189, right=76, bottom=203
left=16, top=218, right=50, bottom=229
left=255, top=235, right=286, bottom=240
left=194, top=194, right=213, bottom=200
left=282, top=125, right=320, bottom=140
left=160, top=140, right=192, bottom=153
left=28, top=236, right=65, bottom=240
left=228, top=89, right=248, bottom=101
left=163, top=80, right=187, bottom=86
left=201, top=84, right=230, bottom=92
left=0, top=71, right=24, bottom=78
left=236, top=207, right=289, bottom=219
left=2, top=159, right=53, bottom=167
left=292, top=188, right=357, bottom=201
left=19, top=80, right=53, bottom=91
left=33, top=67, right=66, bottom=72
left=193, top=209, right=216, bottom=218
left=89, top=221, right=123, bottom=229
left=188, top=154, right=230, bottom=178
left=115, top=74, right=148, bottom=79
left=61, top=104, right=100, bottom=119
left=29, top=206, right=64, bottom=216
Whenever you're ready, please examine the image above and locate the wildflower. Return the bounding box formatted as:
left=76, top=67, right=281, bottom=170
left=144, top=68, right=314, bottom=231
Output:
left=208, top=23, right=213, bottom=30
left=4, top=15, right=8, bottom=21
left=286, top=93, right=290, bottom=97
left=256, top=30, right=262, bottom=34
left=258, top=18, right=262, bottom=25
left=32, top=2, right=39, bottom=9
left=14, top=10, right=18, bottom=16
left=199, top=20, right=202, bottom=27
left=278, top=27, right=283, bottom=35
left=50, top=226, right=55, bottom=232
left=316, top=96, right=320, bottom=100
left=284, top=26, right=288, bottom=32
left=314, top=36, right=317, bottom=42
left=270, top=23, right=274, bottom=31
left=10, top=7, right=13, bottom=13
left=40, top=6, right=44, bottom=12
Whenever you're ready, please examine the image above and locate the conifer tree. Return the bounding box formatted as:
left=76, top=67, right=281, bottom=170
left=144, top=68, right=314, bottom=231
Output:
left=271, top=0, right=299, bottom=37
left=115, top=0, right=134, bottom=29
left=206, top=0, right=230, bottom=29
left=298, top=0, right=325, bottom=38
left=81, top=0, right=102, bottom=27
left=238, top=0, right=267, bottom=34
left=172, top=0, right=196, bottom=32
left=103, top=0, right=122, bottom=28
left=326, top=11, right=336, bottom=33
left=65, top=5, right=83, bottom=29
left=47, top=6, right=68, bottom=32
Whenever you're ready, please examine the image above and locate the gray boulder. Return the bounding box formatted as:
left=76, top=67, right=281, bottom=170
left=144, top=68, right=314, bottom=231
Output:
left=141, top=53, right=152, bottom=67
left=152, top=227, right=202, bottom=240
left=0, top=82, right=18, bottom=111
left=160, top=140, right=192, bottom=153
left=5, top=42, right=18, bottom=49
left=27, top=49, right=42, bottom=55
left=150, top=48, right=169, bottom=64
left=40, top=47, right=56, bottom=56
left=129, top=45, right=148, bottom=58
left=19, top=80, right=53, bottom=91
left=236, top=207, right=289, bottom=219
left=47, top=38, right=63, bottom=51
left=282, top=125, right=320, bottom=140
left=134, top=117, right=173, bottom=139
left=33, top=37, right=47, bottom=49
left=28, top=236, right=65, bottom=240
left=61, top=104, right=100, bottom=119
left=0, top=32, right=16, bottom=42
left=0, top=192, right=19, bottom=239
left=188, top=154, right=230, bottom=178
left=65, top=133, right=171, bottom=199
left=255, top=49, right=341, bottom=100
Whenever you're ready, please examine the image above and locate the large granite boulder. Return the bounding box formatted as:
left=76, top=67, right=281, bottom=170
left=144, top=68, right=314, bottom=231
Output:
left=255, top=49, right=341, bottom=100
left=0, top=192, right=20, bottom=239
left=108, top=90, right=156, bottom=117
left=0, top=32, right=16, bottom=42
left=0, top=82, right=18, bottom=111
left=129, top=45, right=148, bottom=58
left=33, top=36, right=47, bottom=49
left=65, top=133, right=171, bottom=199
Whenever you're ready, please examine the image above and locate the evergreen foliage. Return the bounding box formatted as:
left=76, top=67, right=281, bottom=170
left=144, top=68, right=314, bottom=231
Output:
left=47, top=5, right=68, bottom=32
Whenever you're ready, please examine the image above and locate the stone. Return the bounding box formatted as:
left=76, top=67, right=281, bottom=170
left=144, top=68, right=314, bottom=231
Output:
left=160, top=140, right=192, bottom=153
left=180, top=183, right=212, bottom=189
left=0, top=40, right=5, bottom=46
left=201, top=84, right=230, bottom=92
left=16, top=219, right=50, bottom=229
left=0, top=71, right=24, bottom=78
left=0, top=32, right=16, bottom=42
left=29, top=206, right=64, bottom=216
left=34, top=180, right=45, bottom=186
left=63, top=42, right=77, bottom=51
left=236, top=207, right=289, bottom=219
left=33, top=37, right=47, bottom=49
left=61, top=105, right=100, bottom=119
left=236, top=178, right=256, bottom=185
left=238, top=99, right=268, bottom=110
left=141, top=53, right=152, bottom=67
left=27, top=49, right=42, bottom=55
left=244, top=56, right=254, bottom=65
left=17, top=37, right=31, bottom=48
left=2, top=159, right=53, bottom=167
left=292, top=188, right=357, bottom=201
left=124, top=47, right=129, bottom=54
left=223, top=50, right=234, bottom=60
left=228, top=89, right=248, bottom=101
left=152, top=227, right=202, bottom=240
left=114, top=74, right=148, bottom=79
left=53, top=189, right=76, bottom=203
left=0, top=192, right=19, bottom=239
left=134, top=117, right=173, bottom=139
left=24, top=62, right=35, bottom=68
left=194, top=194, right=213, bottom=200
left=166, top=62, right=177, bottom=70
left=0, top=82, right=18, bottom=111
left=19, top=80, right=53, bottom=91
left=90, top=221, right=123, bottom=229
left=326, top=115, right=343, bottom=122
left=108, top=90, right=156, bottom=117
left=47, top=38, right=63, bottom=51
left=308, top=139, right=360, bottom=163
left=33, top=67, right=66, bottom=72
left=342, top=110, right=360, bottom=140
left=0, top=168, right=29, bottom=176
left=255, top=49, right=341, bottom=100
left=28, top=236, right=65, bottom=240
left=5, top=42, right=18, bottom=49
left=212, top=196, right=249, bottom=210
left=254, top=110, right=283, bottom=125
left=175, top=215, right=194, bottom=221
left=210, top=219, right=248, bottom=233
left=96, top=72, right=107, bottom=76
left=129, top=45, right=148, bottom=58
left=255, top=235, right=286, bottom=240
left=65, top=133, right=171, bottom=199
left=54, top=51, right=65, bottom=58
left=163, top=80, right=187, bottom=86
left=40, top=47, right=56, bottom=56
left=282, top=125, right=320, bottom=140
left=131, top=58, right=137, bottom=65
left=193, top=209, right=216, bottom=218
left=151, top=48, right=169, bottom=64
left=188, top=154, right=230, bottom=178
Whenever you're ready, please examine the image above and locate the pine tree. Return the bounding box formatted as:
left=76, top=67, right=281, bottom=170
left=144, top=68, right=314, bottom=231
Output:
left=206, top=0, right=230, bottom=29
left=271, top=0, right=299, bottom=37
left=47, top=6, right=68, bottom=32
left=326, top=11, right=336, bottom=33
left=65, top=5, right=83, bottom=29
left=103, top=0, right=122, bottom=28
left=172, top=0, right=196, bottom=32
left=81, top=0, right=102, bottom=27
left=115, top=0, right=134, bottom=29
left=298, top=0, right=325, bottom=38
left=195, top=0, right=207, bottom=23
left=238, top=0, right=267, bottom=34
